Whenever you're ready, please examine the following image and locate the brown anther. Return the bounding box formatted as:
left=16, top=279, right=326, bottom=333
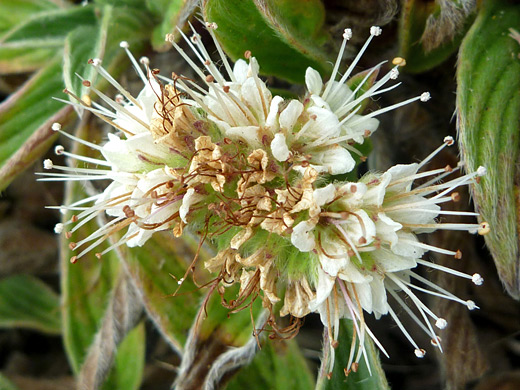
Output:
left=244, top=50, right=251, bottom=59
left=152, top=68, right=160, bottom=75
left=454, top=250, right=462, bottom=259
left=310, top=114, right=317, bottom=120
left=63, top=88, right=69, bottom=94
left=69, top=242, right=77, bottom=250
left=71, top=215, right=78, bottom=222
left=301, top=161, right=310, bottom=167
left=451, top=192, right=460, bottom=202
left=351, top=362, right=359, bottom=373
left=166, top=181, right=174, bottom=189
left=95, top=253, right=102, bottom=259
left=478, top=222, right=490, bottom=235
left=123, top=205, right=135, bottom=218
left=171, top=72, right=178, bottom=79
left=82, top=80, right=91, bottom=87
left=205, top=74, right=215, bottom=83
left=371, top=265, right=378, bottom=272
left=332, top=340, right=339, bottom=348
left=151, top=190, right=158, bottom=199
left=327, top=373, right=333, bottom=380
left=343, top=368, right=350, bottom=377
left=359, top=156, right=367, bottom=162
left=223, top=137, right=232, bottom=144
left=444, top=164, right=453, bottom=172
left=65, top=232, right=72, bottom=239
left=70, top=256, right=78, bottom=264
left=204, top=59, right=211, bottom=65
left=364, top=130, right=371, bottom=137
left=358, top=237, right=367, bottom=244
left=87, top=59, right=94, bottom=64
left=475, top=176, right=481, bottom=184
left=350, top=185, right=357, bottom=193
left=347, top=250, right=355, bottom=257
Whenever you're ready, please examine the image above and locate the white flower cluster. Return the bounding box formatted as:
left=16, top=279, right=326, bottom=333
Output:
left=40, top=22, right=489, bottom=376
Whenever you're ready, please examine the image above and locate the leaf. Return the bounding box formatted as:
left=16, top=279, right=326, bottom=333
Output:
left=0, top=374, right=19, bottom=390
left=0, top=60, right=74, bottom=192
left=399, top=0, right=475, bottom=73
left=0, top=274, right=61, bottom=334
left=146, top=0, right=197, bottom=51
left=0, top=5, right=97, bottom=74
left=225, top=339, right=314, bottom=390
left=315, top=320, right=389, bottom=390
left=116, top=233, right=207, bottom=351
left=202, top=0, right=330, bottom=83
left=0, top=0, right=59, bottom=36
left=457, top=0, right=520, bottom=298
left=101, top=322, right=146, bottom=390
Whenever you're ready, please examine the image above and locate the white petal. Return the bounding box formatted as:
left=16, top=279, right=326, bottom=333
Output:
left=311, top=145, right=355, bottom=175
left=241, top=76, right=271, bottom=120
left=342, top=115, right=379, bottom=144
left=305, top=106, right=341, bottom=139
left=386, top=163, right=419, bottom=192
left=291, top=220, right=316, bottom=252
left=179, top=188, right=200, bottom=223
left=271, top=133, right=290, bottom=162
left=375, top=212, right=402, bottom=247
left=265, top=95, right=283, bottom=129
left=309, top=267, right=335, bottom=311
left=225, top=125, right=262, bottom=147
left=233, top=59, right=249, bottom=83
left=305, top=67, right=323, bottom=95
left=368, top=248, right=417, bottom=273
left=363, top=172, right=391, bottom=207
left=279, top=100, right=304, bottom=130
left=313, top=183, right=336, bottom=206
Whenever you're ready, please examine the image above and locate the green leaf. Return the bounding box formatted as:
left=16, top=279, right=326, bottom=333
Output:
left=0, top=374, right=19, bottom=390
left=0, top=5, right=97, bottom=74
left=0, top=60, right=74, bottom=192
left=60, top=121, right=123, bottom=373
left=457, top=0, right=520, bottom=298
left=103, top=323, right=146, bottom=390
left=399, top=0, right=475, bottom=73
left=226, top=339, right=314, bottom=390
left=0, top=274, right=61, bottom=334
left=316, top=320, right=389, bottom=390
left=0, top=0, right=59, bottom=36
left=202, top=0, right=330, bottom=83
left=116, top=233, right=206, bottom=351
left=147, top=0, right=188, bottom=50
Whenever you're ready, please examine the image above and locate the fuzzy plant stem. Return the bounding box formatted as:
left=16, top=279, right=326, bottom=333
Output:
left=77, top=272, right=143, bottom=390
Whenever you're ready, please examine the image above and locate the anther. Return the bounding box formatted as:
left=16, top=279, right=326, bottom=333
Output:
left=55, top=145, right=65, bottom=155
left=177, top=277, right=184, bottom=285
left=223, top=137, right=232, bottom=144
left=472, top=273, right=484, bottom=285
left=115, top=94, right=125, bottom=104
left=223, top=85, right=230, bottom=93
left=414, top=348, right=426, bottom=358
left=435, top=318, right=448, bottom=329
left=477, top=166, right=487, bottom=176
left=82, top=80, right=91, bottom=87
left=206, top=74, right=215, bottom=83
left=95, top=253, right=102, bottom=259
left=123, top=205, right=135, bottom=218
left=310, top=114, right=317, bottom=120
left=244, top=50, right=252, bottom=59
left=350, top=185, right=357, bottom=193
left=364, top=130, right=371, bottom=137
left=69, top=242, right=77, bottom=250
left=65, top=232, right=72, bottom=239
left=331, top=340, right=339, bottom=348
left=54, top=223, right=64, bottom=234
left=478, top=222, right=490, bottom=235
left=466, top=300, right=477, bottom=310
left=91, top=58, right=102, bottom=67
left=392, top=57, right=407, bottom=66
left=389, top=68, right=399, bottom=79
left=451, top=192, right=460, bottom=202
left=370, top=26, right=382, bottom=36
left=351, top=362, right=359, bottom=373
left=431, top=336, right=442, bottom=347
left=204, top=59, right=211, bottom=66
left=152, top=68, right=160, bottom=75
left=43, top=159, right=53, bottom=170
left=70, top=256, right=78, bottom=264
left=343, top=28, right=352, bottom=40
left=358, top=237, right=367, bottom=245
left=119, top=41, right=129, bottom=49
left=190, top=34, right=199, bottom=43
left=359, top=156, right=367, bottom=162
left=444, top=164, right=453, bottom=172
left=443, top=136, right=454, bottom=146
left=420, top=92, right=431, bottom=102
left=454, top=250, right=462, bottom=259
left=52, top=123, right=62, bottom=131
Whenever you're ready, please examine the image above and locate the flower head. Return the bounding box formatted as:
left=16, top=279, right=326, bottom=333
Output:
left=39, top=23, right=488, bottom=376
